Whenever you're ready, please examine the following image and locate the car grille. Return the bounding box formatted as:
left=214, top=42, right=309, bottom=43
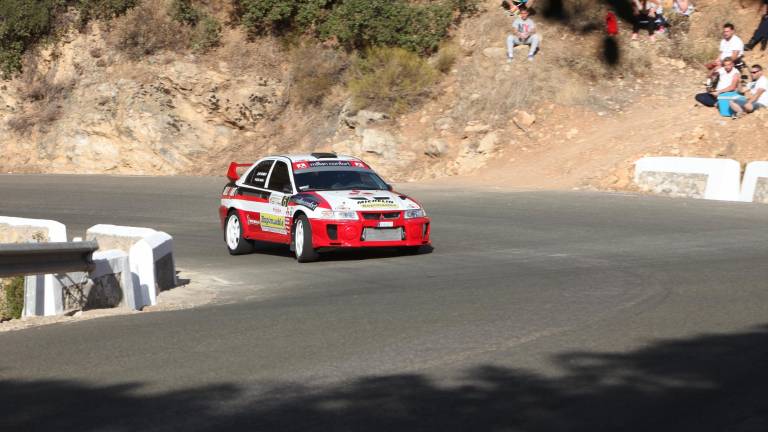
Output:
left=361, top=211, right=401, bottom=220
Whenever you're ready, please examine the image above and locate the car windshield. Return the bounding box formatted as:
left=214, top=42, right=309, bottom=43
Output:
left=294, top=169, right=389, bottom=191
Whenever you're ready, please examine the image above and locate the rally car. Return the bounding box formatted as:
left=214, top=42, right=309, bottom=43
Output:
left=219, top=153, right=431, bottom=262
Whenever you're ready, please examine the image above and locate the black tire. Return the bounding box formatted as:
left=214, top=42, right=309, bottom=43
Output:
left=293, top=215, right=319, bottom=263
left=224, top=211, right=254, bottom=255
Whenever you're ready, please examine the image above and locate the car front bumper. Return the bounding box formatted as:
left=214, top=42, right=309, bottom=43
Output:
left=309, top=217, right=430, bottom=248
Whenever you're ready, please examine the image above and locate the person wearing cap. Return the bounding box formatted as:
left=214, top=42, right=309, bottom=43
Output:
left=729, top=64, right=768, bottom=117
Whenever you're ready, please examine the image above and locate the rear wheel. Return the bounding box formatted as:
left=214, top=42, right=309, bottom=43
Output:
left=294, top=215, right=319, bottom=263
left=225, top=211, right=254, bottom=255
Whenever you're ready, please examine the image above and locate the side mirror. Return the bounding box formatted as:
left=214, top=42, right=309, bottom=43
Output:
left=283, top=185, right=293, bottom=194
left=386, top=184, right=393, bottom=191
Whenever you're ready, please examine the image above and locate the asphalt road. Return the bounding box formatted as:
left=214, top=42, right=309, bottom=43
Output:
left=1, top=175, right=767, bottom=431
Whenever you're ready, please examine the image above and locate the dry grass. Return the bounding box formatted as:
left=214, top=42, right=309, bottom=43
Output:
left=347, top=47, right=438, bottom=115
left=432, top=42, right=460, bottom=74
left=110, top=0, right=189, bottom=59
left=7, top=72, right=72, bottom=134
left=289, top=44, right=348, bottom=107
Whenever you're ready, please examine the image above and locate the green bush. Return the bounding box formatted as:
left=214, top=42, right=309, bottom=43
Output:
left=348, top=46, right=437, bottom=115
left=1, top=277, right=25, bottom=320
left=319, top=0, right=452, bottom=54
left=234, top=0, right=473, bottom=55
left=77, top=0, right=137, bottom=22
left=170, top=0, right=201, bottom=25
left=0, top=0, right=60, bottom=78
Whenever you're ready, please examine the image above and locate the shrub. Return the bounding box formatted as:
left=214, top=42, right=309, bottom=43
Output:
left=234, top=0, right=471, bottom=55
left=319, top=0, right=453, bottom=55
left=0, top=0, right=60, bottom=78
left=1, top=277, right=25, bottom=320
left=111, top=0, right=188, bottom=59
left=290, top=45, right=348, bottom=107
left=77, top=0, right=138, bottom=22
left=347, top=46, right=437, bottom=115
left=170, top=0, right=200, bottom=25
left=233, top=0, right=331, bottom=34
left=191, top=15, right=222, bottom=52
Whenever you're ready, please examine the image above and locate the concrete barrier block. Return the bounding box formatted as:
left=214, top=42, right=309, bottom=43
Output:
left=740, top=161, right=768, bottom=203
left=634, top=157, right=741, bottom=201
left=0, top=216, right=67, bottom=317
left=129, top=232, right=177, bottom=307
left=86, top=225, right=177, bottom=308
left=86, top=224, right=158, bottom=251
left=0, top=216, right=67, bottom=243
left=91, top=249, right=140, bottom=310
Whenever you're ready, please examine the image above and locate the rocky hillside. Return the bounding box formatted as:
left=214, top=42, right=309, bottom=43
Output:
left=1, top=0, right=767, bottom=188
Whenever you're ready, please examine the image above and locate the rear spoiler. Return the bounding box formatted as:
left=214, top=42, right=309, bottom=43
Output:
left=226, top=162, right=251, bottom=182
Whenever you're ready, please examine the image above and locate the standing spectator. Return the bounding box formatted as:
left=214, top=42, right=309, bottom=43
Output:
left=507, top=7, right=540, bottom=62
left=606, top=7, right=619, bottom=36
left=696, top=57, right=740, bottom=107
left=745, top=0, right=768, bottom=51
left=730, top=64, right=768, bottom=117
left=672, top=0, right=695, bottom=16
left=706, top=23, right=744, bottom=70
left=632, top=1, right=658, bottom=41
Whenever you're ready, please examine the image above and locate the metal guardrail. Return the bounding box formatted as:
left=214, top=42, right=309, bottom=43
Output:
left=0, top=241, right=99, bottom=277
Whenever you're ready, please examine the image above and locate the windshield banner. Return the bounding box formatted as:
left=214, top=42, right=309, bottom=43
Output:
left=293, top=160, right=369, bottom=171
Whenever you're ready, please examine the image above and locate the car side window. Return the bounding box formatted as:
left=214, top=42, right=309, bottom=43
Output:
left=267, top=161, right=293, bottom=193
left=245, top=160, right=274, bottom=189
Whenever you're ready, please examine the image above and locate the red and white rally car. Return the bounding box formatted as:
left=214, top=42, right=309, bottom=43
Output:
left=219, top=153, right=431, bottom=262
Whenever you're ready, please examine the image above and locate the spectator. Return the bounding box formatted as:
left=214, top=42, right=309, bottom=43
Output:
left=706, top=23, right=744, bottom=70
left=654, top=3, right=669, bottom=34
left=745, top=0, right=768, bottom=51
left=730, top=64, right=768, bottom=117
left=501, top=0, right=536, bottom=16
left=606, top=7, right=619, bottom=36
left=672, top=0, right=695, bottom=16
left=696, top=57, right=740, bottom=107
left=507, top=7, right=540, bottom=62
left=632, top=1, right=658, bottom=41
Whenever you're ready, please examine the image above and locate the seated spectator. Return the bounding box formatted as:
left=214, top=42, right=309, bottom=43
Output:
left=696, top=57, right=740, bottom=107
left=672, top=0, right=695, bottom=16
left=745, top=0, right=768, bottom=51
left=506, top=7, right=540, bottom=62
left=706, top=23, right=744, bottom=70
left=730, top=64, right=768, bottom=117
left=606, top=7, right=619, bottom=36
left=632, top=0, right=658, bottom=41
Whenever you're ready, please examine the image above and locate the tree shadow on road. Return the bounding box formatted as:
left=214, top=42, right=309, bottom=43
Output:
left=2, top=325, right=767, bottom=431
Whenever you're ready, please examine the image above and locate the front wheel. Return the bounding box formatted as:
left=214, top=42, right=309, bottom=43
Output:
left=224, top=211, right=254, bottom=255
left=293, top=215, right=319, bottom=263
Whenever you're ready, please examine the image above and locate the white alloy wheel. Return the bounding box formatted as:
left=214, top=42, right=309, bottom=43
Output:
left=224, top=211, right=254, bottom=255
left=226, top=214, right=240, bottom=250
left=295, top=219, right=304, bottom=257
left=294, top=215, right=319, bottom=263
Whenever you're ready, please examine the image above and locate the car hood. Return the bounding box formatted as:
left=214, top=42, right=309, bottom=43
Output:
left=314, top=190, right=422, bottom=212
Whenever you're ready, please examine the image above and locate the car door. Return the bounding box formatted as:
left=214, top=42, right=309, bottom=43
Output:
left=261, top=160, right=294, bottom=243
left=238, top=159, right=274, bottom=240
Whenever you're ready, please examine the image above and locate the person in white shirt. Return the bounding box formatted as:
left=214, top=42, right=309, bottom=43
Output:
left=696, top=57, right=740, bottom=107
left=707, top=23, right=744, bottom=70
left=730, top=64, right=768, bottom=117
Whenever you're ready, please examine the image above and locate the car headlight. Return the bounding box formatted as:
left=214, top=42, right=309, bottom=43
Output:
left=320, top=210, right=359, bottom=220
left=404, top=208, right=426, bottom=219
